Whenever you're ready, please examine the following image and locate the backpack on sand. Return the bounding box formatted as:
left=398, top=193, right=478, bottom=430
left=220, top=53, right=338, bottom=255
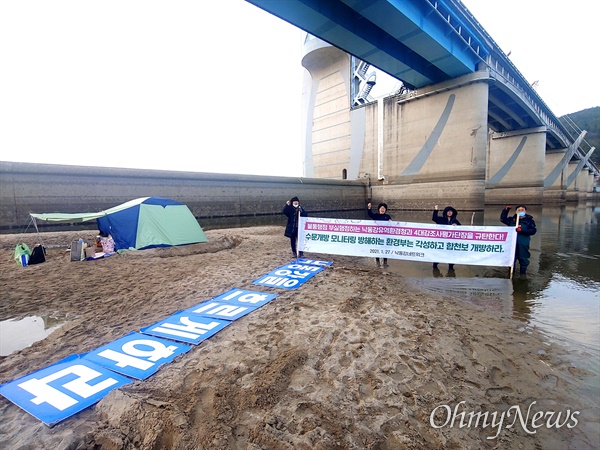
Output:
left=14, top=243, right=31, bottom=266
left=29, top=244, right=46, bottom=265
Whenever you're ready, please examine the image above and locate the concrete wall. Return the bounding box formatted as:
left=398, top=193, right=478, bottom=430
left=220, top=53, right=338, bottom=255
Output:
left=367, top=81, right=488, bottom=210
left=0, top=162, right=368, bottom=233
left=577, top=170, right=592, bottom=200
left=588, top=173, right=596, bottom=199
left=301, top=53, right=491, bottom=211
left=564, top=164, right=595, bottom=202
left=300, top=41, right=599, bottom=209
left=542, top=150, right=567, bottom=203
left=566, top=161, right=580, bottom=202
left=485, top=127, right=546, bottom=205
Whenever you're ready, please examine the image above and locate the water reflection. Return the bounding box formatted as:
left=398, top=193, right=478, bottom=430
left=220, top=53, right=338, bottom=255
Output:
left=390, top=203, right=599, bottom=404
left=0, top=316, right=65, bottom=356
left=215, top=204, right=599, bottom=368
left=409, top=276, right=513, bottom=314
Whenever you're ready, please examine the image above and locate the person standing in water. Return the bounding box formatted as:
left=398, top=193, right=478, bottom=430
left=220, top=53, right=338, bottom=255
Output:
left=500, top=205, right=536, bottom=275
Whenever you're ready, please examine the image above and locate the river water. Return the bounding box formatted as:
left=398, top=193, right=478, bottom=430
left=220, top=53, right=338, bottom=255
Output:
left=381, top=203, right=599, bottom=406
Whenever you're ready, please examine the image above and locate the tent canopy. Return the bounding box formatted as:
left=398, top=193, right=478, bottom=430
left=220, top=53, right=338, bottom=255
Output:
left=30, top=197, right=207, bottom=251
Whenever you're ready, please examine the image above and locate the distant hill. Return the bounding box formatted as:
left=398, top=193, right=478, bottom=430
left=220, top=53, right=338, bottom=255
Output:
left=559, top=106, right=600, bottom=166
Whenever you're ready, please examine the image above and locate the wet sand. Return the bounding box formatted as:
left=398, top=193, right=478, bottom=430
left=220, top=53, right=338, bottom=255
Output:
left=0, top=226, right=598, bottom=449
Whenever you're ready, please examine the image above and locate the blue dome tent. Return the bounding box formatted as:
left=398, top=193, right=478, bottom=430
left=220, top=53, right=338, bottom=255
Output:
left=30, top=197, right=207, bottom=251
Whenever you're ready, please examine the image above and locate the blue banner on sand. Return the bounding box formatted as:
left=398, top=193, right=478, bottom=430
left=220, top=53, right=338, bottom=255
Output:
left=252, top=263, right=325, bottom=290
left=295, top=258, right=333, bottom=267
left=185, top=301, right=259, bottom=321
left=0, top=355, right=132, bottom=426
left=141, top=312, right=230, bottom=344
left=212, top=288, right=278, bottom=307
left=83, top=332, right=191, bottom=379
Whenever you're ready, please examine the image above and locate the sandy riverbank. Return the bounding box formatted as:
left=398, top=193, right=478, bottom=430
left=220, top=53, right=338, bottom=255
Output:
left=0, top=226, right=597, bottom=449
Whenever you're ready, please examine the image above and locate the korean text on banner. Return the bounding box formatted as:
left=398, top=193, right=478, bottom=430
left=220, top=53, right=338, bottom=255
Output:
left=298, top=217, right=517, bottom=268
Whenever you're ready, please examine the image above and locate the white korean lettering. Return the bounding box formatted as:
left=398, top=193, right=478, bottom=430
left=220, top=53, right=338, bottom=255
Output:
left=191, top=302, right=249, bottom=317
left=18, top=365, right=118, bottom=411
left=151, top=317, right=221, bottom=338
left=121, top=339, right=178, bottom=362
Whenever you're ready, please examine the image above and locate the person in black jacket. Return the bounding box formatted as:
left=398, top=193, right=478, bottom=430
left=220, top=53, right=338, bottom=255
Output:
left=432, top=205, right=461, bottom=271
left=367, top=202, right=392, bottom=268
left=282, top=196, right=308, bottom=258
left=432, top=205, right=461, bottom=226
left=500, top=205, right=537, bottom=274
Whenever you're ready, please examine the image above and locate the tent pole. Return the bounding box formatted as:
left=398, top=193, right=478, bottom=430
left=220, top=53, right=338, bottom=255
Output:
left=509, top=214, right=520, bottom=280
left=31, top=216, right=46, bottom=253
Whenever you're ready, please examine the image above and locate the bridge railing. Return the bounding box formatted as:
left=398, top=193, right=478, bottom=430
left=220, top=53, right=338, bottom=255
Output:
left=434, top=0, right=578, bottom=152
left=486, top=55, right=572, bottom=147
left=425, top=0, right=484, bottom=58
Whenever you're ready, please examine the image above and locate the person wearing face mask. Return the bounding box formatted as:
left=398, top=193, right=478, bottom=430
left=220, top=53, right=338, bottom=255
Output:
left=500, top=205, right=537, bottom=274
left=283, top=196, right=308, bottom=258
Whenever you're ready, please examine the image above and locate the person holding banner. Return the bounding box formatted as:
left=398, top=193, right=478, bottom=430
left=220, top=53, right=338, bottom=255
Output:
left=432, top=205, right=461, bottom=272
left=367, top=202, right=392, bottom=268
left=283, top=196, right=308, bottom=258
left=500, top=205, right=537, bottom=275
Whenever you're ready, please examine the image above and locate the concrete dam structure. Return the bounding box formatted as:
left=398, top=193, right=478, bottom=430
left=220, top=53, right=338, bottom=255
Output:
left=1, top=159, right=595, bottom=235
left=247, top=0, right=598, bottom=211
left=3, top=3, right=599, bottom=232
left=0, top=161, right=367, bottom=233
left=300, top=38, right=597, bottom=211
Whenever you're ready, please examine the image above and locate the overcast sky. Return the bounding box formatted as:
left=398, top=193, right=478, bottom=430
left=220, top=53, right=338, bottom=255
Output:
left=1, top=0, right=598, bottom=177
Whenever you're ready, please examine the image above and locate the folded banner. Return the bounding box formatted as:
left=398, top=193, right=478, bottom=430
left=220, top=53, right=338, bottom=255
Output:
left=298, top=217, right=517, bottom=267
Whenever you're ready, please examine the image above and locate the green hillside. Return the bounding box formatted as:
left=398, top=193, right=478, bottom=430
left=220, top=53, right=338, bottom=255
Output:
left=559, top=106, right=600, bottom=166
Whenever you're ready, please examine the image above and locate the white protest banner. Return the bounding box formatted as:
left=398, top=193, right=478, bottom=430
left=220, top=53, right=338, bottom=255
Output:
left=298, top=217, right=517, bottom=267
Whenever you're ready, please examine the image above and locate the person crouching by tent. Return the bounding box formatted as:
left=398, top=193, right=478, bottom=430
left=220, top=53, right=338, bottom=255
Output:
left=367, top=201, right=392, bottom=268
left=500, top=205, right=537, bottom=275
left=283, top=196, right=308, bottom=258
left=432, top=205, right=461, bottom=272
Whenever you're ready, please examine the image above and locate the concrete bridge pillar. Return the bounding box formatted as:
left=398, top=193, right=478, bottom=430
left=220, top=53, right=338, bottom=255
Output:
left=542, top=149, right=568, bottom=203
left=302, top=39, right=490, bottom=211
left=580, top=170, right=593, bottom=200
left=485, top=127, right=546, bottom=206
left=369, top=80, right=489, bottom=211
left=588, top=172, right=597, bottom=199
left=301, top=37, right=351, bottom=179
left=565, top=161, right=580, bottom=202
